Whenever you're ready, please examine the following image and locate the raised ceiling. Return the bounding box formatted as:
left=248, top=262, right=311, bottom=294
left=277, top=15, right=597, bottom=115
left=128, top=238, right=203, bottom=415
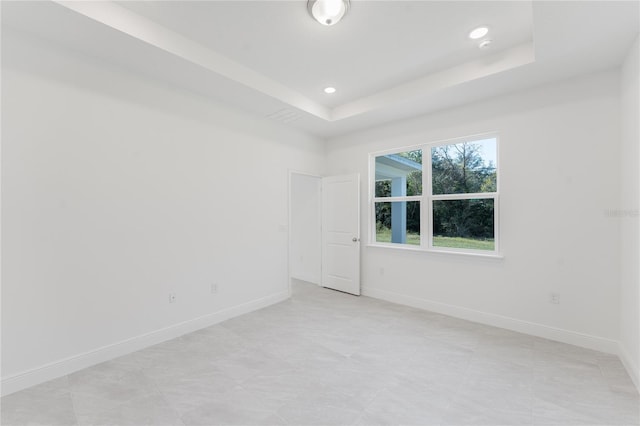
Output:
left=3, top=1, right=639, bottom=138
left=116, top=0, right=535, bottom=108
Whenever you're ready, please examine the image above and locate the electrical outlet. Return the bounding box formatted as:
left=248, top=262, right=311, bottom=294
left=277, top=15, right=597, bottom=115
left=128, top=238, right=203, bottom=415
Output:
left=550, top=293, right=560, bottom=304
left=169, top=292, right=176, bottom=303
left=211, top=283, right=218, bottom=294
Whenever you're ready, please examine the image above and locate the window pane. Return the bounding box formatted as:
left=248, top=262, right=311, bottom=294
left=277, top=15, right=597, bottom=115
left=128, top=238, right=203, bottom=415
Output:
left=375, top=150, right=422, bottom=197
left=432, top=199, right=495, bottom=251
left=431, top=138, right=497, bottom=195
left=375, top=201, right=420, bottom=245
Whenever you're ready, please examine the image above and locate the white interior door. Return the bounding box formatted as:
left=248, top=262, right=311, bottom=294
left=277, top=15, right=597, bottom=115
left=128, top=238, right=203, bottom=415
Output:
left=322, top=174, right=360, bottom=296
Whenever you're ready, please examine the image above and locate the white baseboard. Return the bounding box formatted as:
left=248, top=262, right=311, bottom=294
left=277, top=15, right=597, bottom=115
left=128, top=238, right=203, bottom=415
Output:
left=1, top=291, right=289, bottom=397
left=362, top=286, right=620, bottom=355
left=618, top=342, right=640, bottom=393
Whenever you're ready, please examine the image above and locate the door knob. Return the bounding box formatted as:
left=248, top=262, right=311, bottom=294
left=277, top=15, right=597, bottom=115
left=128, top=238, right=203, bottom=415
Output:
left=352, top=237, right=360, bottom=242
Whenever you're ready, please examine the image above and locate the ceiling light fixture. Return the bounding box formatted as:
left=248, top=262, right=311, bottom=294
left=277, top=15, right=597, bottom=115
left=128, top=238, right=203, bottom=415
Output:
left=308, top=0, right=350, bottom=26
left=469, top=26, right=489, bottom=40
left=324, top=86, right=337, bottom=94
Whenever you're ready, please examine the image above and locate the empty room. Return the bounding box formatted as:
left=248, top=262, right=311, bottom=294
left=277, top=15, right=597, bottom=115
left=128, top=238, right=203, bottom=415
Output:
left=1, top=1, right=639, bottom=425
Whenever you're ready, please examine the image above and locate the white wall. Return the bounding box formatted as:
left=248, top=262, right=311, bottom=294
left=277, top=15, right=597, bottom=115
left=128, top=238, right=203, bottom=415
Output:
left=326, top=71, right=622, bottom=352
left=619, top=35, right=640, bottom=387
left=290, top=173, right=322, bottom=285
left=1, top=30, right=324, bottom=394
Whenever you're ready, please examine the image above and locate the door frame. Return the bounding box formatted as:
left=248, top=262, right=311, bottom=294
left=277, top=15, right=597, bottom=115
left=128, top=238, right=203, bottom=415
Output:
left=287, top=170, right=323, bottom=297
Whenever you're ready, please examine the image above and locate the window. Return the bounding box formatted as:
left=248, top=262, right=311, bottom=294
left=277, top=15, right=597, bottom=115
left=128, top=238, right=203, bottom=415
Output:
left=371, top=135, right=499, bottom=254
left=374, top=150, right=422, bottom=245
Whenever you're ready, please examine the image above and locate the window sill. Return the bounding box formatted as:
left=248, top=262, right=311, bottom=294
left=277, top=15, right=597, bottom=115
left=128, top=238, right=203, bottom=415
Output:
left=366, top=243, right=504, bottom=259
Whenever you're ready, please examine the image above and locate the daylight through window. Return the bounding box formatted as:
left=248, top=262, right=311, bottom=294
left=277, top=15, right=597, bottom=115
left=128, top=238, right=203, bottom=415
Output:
left=372, top=135, right=499, bottom=254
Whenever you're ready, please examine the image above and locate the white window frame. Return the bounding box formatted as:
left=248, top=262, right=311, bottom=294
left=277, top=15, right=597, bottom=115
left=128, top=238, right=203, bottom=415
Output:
left=369, top=132, right=500, bottom=257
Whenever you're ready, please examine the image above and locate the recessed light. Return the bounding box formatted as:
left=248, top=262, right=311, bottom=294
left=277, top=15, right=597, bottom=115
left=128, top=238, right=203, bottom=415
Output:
left=324, top=87, right=336, bottom=94
left=469, top=27, right=489, bottom=40
left=478, top=39, right=493, bottom=49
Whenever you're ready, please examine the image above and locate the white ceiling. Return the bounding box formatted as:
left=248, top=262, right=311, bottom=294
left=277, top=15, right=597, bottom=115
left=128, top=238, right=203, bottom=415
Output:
left=3, top=1, right=639, bottom=139
left=115, top=1, right=535, bottom=107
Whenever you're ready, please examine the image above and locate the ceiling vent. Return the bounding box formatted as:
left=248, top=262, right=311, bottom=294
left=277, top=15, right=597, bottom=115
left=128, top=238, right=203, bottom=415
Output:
left=267, top=108, right=303, bottom=124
